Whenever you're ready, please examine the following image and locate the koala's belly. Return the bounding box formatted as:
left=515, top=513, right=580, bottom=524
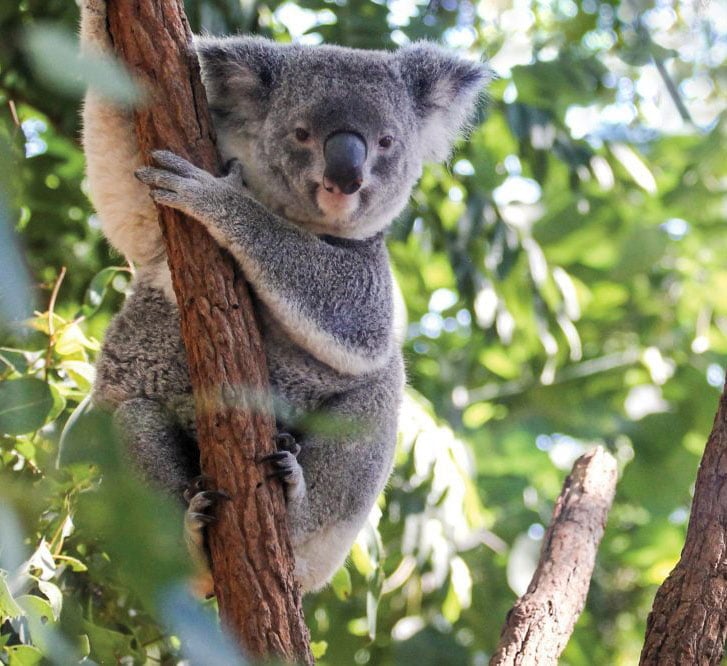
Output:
left=260, top=308, right=372, bottom=414
left=94, top=282, right=371, bottom=428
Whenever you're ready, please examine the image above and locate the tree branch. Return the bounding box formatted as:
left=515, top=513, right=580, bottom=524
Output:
left=104, top=1, right=312, bottom=662
left=490, top=447, right=618, bottom=666
left=640, top=380, right=727, bottom=665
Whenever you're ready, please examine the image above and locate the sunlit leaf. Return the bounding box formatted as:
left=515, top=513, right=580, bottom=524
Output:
left=0, top=575, right=23, bottom=623
left=350, top=541, right=375, bottom=578
left=5, top=644, right=43, bottom=666
left=331, top=566, right=352, bottom=600
left=310, top=641, right=328, bottom=659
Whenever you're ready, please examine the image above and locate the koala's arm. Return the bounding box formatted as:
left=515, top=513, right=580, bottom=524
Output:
left=135, top=152, right=395, bottom=375
left=80, top=0, right=163, bottom=265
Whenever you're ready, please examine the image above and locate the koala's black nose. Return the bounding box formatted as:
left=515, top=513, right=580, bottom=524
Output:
left=323, top=132, right=367, bottom=195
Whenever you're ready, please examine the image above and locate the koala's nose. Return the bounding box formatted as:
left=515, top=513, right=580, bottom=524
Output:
left=323, top=132, right=367, bottom=195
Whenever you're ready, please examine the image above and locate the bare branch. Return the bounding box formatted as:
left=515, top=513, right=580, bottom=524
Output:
left=640, top=381, right=727, bottom=665
left=490, top=447, right=618, bottom=666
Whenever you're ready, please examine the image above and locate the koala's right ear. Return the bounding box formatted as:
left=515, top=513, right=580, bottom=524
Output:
left=398, top=42, right=492, bottom=162
left=194, top=36, right=285, bottom=118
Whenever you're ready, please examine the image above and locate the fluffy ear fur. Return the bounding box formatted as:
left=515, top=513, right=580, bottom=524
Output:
left=398, top=42, right=492, bottom=162
left=194, top=36, right=285, bottom=119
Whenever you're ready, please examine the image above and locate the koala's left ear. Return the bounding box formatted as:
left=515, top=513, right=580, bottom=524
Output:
left=398, top=42, right=492, bottom=162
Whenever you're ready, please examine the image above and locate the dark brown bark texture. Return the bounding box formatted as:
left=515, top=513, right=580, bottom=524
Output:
left=490, top=447, right=618, bottom=666
left=640, top=383, right=727, bottom=666
left=105, top=2, right=313, bottom=662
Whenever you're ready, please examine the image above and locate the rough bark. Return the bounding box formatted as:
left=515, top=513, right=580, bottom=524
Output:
left=490, top=447, right=618, bottom=666
left=640, top=382, right=727, bottom=665
left=105, top=1, right=313, bottom=662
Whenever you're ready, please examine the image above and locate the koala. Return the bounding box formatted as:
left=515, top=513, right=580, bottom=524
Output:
left=80, top=0, right=489, bottom=592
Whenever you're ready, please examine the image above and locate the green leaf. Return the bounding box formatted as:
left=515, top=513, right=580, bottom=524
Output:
left=16, top=595, right=57, bottom=653
left=83, top=620, right=137, bottom=663
left=76, top=267, right=126, bottom=319
left=5, top=645, right=43, bottom=666
left=55, top=322, right=100, bottom=356
left=366, top=588, right=379, bottom=640
left=330, top=566, right=352, bottom=600
left=14, top=438, right=36, bottom=460
left=0, top=378, right=54, bottom=435
left=37, top=581, right=62, bottom=621
left=350, top=541, right=374, bottom=578
left=47, top=383, right=67, bottom=423
left=76, top=634, right=91, bottom=659
left=0, top=348, right=33, bottom=375
left=442, top=581, right=462, bottom=624
left=310, top=641, right=328, bottom=659
left=23, top=24, right=142, bottom=104
left=59, top=360, right=95, bottom=392
left=54, top=555, right=88, bottom=572
left=0, top=574, right=23, bottom=623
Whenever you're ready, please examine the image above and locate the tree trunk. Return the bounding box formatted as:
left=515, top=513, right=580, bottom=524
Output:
left=490, top=447, right=618, bottom=666
left=105, top=1, right=312, bottom=662
left=640, top=381, right=727, bottom=665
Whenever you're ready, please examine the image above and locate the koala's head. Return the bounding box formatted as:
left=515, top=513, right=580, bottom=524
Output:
left=196, top=37, right=490, bottom=239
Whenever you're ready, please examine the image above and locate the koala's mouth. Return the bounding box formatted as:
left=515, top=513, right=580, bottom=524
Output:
left=313, top=183, right=360, bottom=224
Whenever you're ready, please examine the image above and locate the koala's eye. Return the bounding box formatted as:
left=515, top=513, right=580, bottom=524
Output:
left=378, top=135, right=394, bottom=149
left=295, top=128, right=310, bottom=142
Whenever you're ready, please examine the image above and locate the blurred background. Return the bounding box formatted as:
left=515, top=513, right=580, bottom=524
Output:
left=0, top=0, right=725, bottom=663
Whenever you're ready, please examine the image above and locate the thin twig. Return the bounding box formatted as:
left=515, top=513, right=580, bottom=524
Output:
left=44, top=266, right=66, bottom=380
left=652, top=57, right=693, bottom=125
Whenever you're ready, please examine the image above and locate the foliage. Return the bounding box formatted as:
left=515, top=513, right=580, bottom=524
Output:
left=1, top=0, right=725, bottom=664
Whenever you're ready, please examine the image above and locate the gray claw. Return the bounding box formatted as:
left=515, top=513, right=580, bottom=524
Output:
left=273, top=432, right=301, bottom=456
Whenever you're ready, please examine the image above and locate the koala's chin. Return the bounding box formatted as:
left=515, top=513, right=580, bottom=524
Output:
left=314, top=186, right=361, bottom=232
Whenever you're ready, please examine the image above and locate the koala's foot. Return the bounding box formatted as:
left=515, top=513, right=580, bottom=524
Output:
left=261, top=434, right=305, bottom=500
left=183, top=475, right=230, bottom=598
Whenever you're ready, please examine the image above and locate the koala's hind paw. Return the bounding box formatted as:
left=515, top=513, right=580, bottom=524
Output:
left=274, top=432, right=301, bottom=456
left=261, top=434, right=305, bottom=499
left=183, top=476, right=230, bottom=576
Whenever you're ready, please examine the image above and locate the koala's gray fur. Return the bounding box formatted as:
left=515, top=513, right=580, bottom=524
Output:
left=81, top=0, right=489, bottom=591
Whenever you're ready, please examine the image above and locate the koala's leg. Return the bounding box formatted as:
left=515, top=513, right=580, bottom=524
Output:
left=80, top=0, right=163, bottom=265
left=114, top=398, right=214, bottom=590
left=278, top=368, right=402, bottom=592
left=113, top=397, right=200, bottom=496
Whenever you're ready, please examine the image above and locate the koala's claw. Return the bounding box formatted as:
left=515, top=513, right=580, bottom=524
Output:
left=261, top=433, right=305, bottom=499
left=183, top=477, right=230, bottom=578
left=183, top=476, right=230, bottom=529
left=134, top=149, right=249, bottom=226
left=272, top=431, right=301, bottom=456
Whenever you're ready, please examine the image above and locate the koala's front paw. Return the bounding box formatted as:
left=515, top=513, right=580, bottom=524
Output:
left=261, top=434, right=305, bottom=500
left=134, top=150, right=248, bottom=240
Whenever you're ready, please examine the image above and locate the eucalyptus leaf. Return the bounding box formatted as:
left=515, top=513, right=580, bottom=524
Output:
left=0, top=575, right=23, bottom=623
left=76, top=267, right=126, bottom=319
left=0, top=378, right=54, bottom=435
left=5, top=644, right=43, bottom=666
left=23, top=24, right=142, bottom=104
left=330, top=565, right=352, bottom=600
